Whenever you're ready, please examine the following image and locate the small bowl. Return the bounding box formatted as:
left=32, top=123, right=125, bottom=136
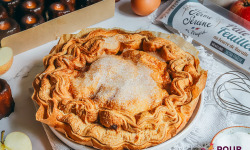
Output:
left=211, top=126, right=250, bottom=150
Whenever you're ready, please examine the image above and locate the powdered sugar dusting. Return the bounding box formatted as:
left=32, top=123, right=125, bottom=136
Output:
left=73, top=55, right=161, bottom=105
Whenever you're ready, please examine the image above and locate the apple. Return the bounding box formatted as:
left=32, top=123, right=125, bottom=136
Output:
left=230, top=0, right=250, bottom=30
left=1, top=131, right=32, bottom=150
left=0, top=47, right=13, bottom=75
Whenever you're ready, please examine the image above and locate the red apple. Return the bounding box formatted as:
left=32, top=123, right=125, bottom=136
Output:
left=230, top=0, right=250, bottom=30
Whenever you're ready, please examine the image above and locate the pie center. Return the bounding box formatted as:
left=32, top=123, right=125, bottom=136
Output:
left=72, top=55, right=165, bottom=114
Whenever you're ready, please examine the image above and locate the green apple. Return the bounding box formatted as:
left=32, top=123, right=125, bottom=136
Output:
left=1, top=131, right=32, bottom=150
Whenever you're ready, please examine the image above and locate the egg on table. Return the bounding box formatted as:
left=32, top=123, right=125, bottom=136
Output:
left=131, top=0, right=161, bottom=16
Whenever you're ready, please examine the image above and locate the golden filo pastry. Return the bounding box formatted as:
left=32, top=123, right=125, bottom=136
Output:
left=32, top=28, right=207, bottom=150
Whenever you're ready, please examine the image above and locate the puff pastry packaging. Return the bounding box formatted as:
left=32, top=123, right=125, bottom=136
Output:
left=32, top=28, right=207, bottom=150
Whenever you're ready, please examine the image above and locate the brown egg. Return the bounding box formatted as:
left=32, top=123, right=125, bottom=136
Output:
left=131, top=0, right=161, bottom=16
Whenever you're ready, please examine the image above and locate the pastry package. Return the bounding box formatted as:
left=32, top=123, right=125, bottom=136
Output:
left=156, top=0, right=250, bottom=74
left=32, top=28, right=207, bottom=149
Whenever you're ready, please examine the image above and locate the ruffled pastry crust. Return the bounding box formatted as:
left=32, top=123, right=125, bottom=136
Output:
left=32, top=28, right=207, bottom=150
